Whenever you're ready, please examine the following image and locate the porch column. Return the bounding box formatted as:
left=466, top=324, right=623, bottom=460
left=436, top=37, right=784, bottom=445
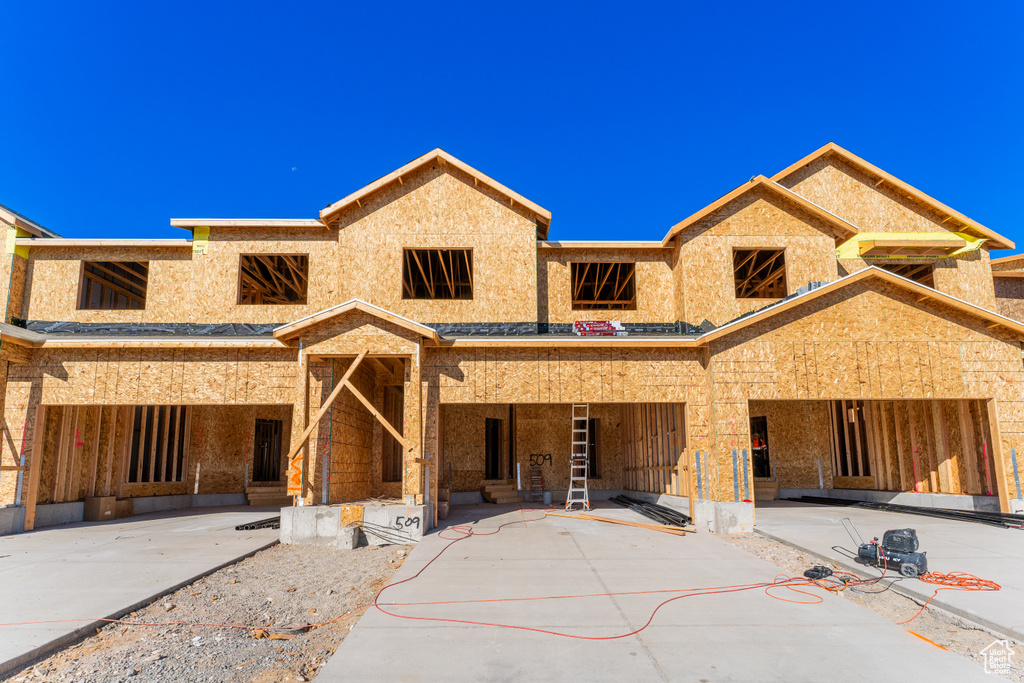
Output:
left=401, top=344, right=424, bottom=503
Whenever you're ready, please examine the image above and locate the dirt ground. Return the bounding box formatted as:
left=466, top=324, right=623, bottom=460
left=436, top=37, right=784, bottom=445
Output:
left=8, top=542, right=403, bottom=683
left=722, top=532, right=1023, bottom=682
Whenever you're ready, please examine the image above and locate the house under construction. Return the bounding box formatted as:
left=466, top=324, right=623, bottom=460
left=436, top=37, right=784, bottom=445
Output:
left=2, top=142, right=1024, bottom=535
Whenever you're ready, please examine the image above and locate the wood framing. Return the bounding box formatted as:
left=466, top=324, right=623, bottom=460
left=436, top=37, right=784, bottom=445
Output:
left=238, top=254, right=309, bottom=305
left=570, top=261, right=636, bottom=310
left=402, top=248, right=473, bottom=300
left=5, top=143, right=1024, bottom=528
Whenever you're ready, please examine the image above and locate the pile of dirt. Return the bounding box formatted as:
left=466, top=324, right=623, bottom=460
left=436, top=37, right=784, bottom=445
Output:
left=723, top=532, right=1023, bottom=682
left=10, top=543, right=404, bottom=682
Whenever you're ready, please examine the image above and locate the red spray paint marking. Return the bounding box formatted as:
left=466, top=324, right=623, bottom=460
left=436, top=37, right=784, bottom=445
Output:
left=982, top=442, right=993, bottom=496
left=74, top=428, right=85, bottom=450
left=912, top=446, right=921, bottom=493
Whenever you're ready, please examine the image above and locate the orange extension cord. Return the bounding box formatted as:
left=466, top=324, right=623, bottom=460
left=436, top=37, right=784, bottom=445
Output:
left=0, top=510, right=1000, bottom=637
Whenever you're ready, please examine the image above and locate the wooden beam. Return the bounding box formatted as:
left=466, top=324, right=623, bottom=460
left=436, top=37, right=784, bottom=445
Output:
left=284, top=351, right=367, bottom=463
left=342, top=378, right=411, bottom=450
left=984, top=399, right=1012, bottom=513
left=23, top=406, right=46, bottom=531
left=88, top=405, right=102, bottom=497
left=892, top=402, right=908, bottom=491
left=958, top=400, right=980, bottom=495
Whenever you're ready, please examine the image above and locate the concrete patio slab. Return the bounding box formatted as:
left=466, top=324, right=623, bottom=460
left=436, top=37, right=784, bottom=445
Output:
left=0, top=506, right=280, bottom=676
left=317, top=503, right=1001, bottom=682
left=754, top=500, right=1024, bottom=641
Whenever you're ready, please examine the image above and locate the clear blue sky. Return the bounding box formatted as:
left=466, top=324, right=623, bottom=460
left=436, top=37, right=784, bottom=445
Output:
left=2, top=2, right=1022, bottom=246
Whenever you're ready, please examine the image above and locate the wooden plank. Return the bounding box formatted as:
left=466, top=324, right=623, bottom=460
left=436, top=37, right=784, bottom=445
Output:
left=922, top=401, right=939, bottom=493
left=344, top=377, right=411, bottom=450
left=880, top=402, right=894, bottom=491
left=985, top=399, right=1012, bottom=513
left=863, top=402, right=880, bottom=490
left=89, top=405, right=102, bottom=497
left=52, top=407, right=71, bottom=502
left=958, top=400, right=980, bottom=495
left=103, top=406, right=116, bottom=496
left=170, top=406, right=181, bottom=484
left=65, top=406, right=81, bottom=502
left=284, top=351, right=368, bottom=463
left=931, top=401, right=950, bottom=493
left=907, top=402, right=925, bottom=493
left=841, top=400, right=853, bottom=478
left=976, top=400, right=996, bottom=497
left=851, top=401, right=865, bottom=478
left=828, top=401, right=841, bottom=477
left=548, top=512, right=688, bottom=536
left=182, top=407, right=193, bottom=480
left=655, top=403, right=665, bottom=493
left=24, top=406, right=47, bottom=531
left=158, top=405, right=171, bottom=482
left=147, top=406, right=159, bottom=484
left=892, top=402, right=908, bottom=491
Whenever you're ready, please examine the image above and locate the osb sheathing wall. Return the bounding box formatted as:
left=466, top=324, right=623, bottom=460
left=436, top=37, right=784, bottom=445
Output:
left=865, top=400, right=996, bottom=497
left=22, top=229, right=341, bottom=324
left=325, top=359, right=376, bottom=504
left=440, top=403, right=623, bottom=492
left=837, top=251, right=997, bottom=312
left=421, top=347, right=713, bottom=509
left=675, top=187, right=841, bottom=327
left=778, top=156, right=999, bottom=310
left=705, top=278, right=1024, bottom=508
left=441, top=403, right=512, bottom=491
left=537, top=248, right=675, bottom=324
left=333, top=163, right=539, bottom=323
left=5, top=348, right=299, bottom=407
left=747, top=400, right=833, bottom=490
left=992, top=276, right=1024, bottom=322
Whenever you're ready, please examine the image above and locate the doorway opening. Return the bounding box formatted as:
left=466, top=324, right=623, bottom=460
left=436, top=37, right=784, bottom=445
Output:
left=253, top=418, right=283, bottom=482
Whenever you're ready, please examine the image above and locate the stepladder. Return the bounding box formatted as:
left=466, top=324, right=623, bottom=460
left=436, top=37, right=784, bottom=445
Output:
left=529, top=466, right=545, bottom=503
left=566, top=403, right=591, bottom=511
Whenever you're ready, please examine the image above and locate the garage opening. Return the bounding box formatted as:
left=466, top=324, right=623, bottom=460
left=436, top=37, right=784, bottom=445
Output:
left=749, top=399, right=1001, bottom=509
left=438, top=402, right=688, bottom=507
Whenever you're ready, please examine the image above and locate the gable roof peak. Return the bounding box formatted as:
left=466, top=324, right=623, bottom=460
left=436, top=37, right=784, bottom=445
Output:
left=319, top=148, right=551, bottom=238
left=662, top=174, right=859, bottom=246
left=772, top=142, right=1014, bottom=250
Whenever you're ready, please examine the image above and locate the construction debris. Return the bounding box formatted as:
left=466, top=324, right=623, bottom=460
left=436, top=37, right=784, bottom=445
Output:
left=235, top=516, right=281, bottom=531
left=548, top=512, right=689, bottom=536
left=610, top=495, right=693, bottom=527
left=784, top=497, right=1024, bottom=530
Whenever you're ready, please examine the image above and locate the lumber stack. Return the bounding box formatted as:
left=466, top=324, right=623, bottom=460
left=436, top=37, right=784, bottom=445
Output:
left=246, top=485, right=291, bottom=507
left=572, top=320, right=627, bottom=336
left=481, top=481, right=522, bottom=504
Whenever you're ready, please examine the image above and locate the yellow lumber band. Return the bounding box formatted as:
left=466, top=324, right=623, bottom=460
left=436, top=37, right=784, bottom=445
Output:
left=192, top=226, right=210, bottom=255
left=835, top=231, right=985, bottom=260
left=6, top=226, right=31, bottom=258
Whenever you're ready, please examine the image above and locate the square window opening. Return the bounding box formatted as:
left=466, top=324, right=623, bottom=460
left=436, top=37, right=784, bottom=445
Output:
left=78, top=261, right=148, bottom=310
left=878, top=262, right=935, bottom=288
left=402, top=248, right=473, bottom=300
left=733, top=249, right=787, bottom=299
left=570, top=262, right=636, bottom=310
left=238, top=254, right=309, bottom=305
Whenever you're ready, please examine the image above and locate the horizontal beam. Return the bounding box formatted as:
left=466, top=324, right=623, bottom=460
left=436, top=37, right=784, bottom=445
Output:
left=170, top=219, right=325, bottom=228
left=17, top=239, right=192, bottom=248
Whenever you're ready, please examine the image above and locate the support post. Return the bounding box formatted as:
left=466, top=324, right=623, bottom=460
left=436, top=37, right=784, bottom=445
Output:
left=23, top=405, right=46, bottom=532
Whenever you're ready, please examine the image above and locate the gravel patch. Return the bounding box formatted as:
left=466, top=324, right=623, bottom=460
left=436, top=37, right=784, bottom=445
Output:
left=8, top=542, right=404, bottom=682
left=721, top=532, right=1023, bottom=681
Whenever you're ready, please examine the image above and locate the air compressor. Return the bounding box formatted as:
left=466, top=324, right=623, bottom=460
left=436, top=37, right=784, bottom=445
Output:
left=843, top=518, right=929, bottom=578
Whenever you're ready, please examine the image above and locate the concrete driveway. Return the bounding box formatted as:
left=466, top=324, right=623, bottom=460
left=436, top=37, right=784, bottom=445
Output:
left=754, top=500, right=1024, bottom=641
left=317, top=503, right=998, bottom=682
left=0, top=506, right=280, bottom=676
